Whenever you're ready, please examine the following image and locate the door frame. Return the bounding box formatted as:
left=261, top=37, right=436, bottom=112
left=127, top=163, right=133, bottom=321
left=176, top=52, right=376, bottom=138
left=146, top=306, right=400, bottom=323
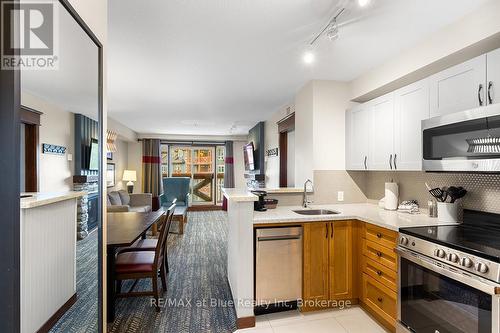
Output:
left=277, top=113, right=295, bottom=187
left=0, top=0, right=21, bottom=330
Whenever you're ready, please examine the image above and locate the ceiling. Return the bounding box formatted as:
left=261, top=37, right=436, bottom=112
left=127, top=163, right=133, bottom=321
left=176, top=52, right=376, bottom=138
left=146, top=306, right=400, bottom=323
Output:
left=108, top=0, right=488, bottom=136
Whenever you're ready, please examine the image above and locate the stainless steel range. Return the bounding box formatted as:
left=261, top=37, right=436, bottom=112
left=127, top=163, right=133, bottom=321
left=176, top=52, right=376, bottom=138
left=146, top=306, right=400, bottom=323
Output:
left=397, top=210, right=500, bottom=333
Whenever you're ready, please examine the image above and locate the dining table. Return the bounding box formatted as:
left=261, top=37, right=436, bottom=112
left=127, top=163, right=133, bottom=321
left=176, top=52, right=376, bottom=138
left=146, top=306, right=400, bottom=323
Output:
left=106, top=210, right=165, bottom=322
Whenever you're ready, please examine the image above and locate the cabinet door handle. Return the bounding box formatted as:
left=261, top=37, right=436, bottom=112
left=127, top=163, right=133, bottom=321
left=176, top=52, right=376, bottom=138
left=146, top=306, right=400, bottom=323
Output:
left=331, top=223, right=334, bottom=238
left=326, top=223, right=328, bottom=239
left=389, top=154, right=393, bottom=170
left=478, top=84, right=484, bottom=106
left=488, top=81, right=494, bottom=105
left=394, top=154, right=397, bottom=170
left=364, top=156, right=367, bottom=170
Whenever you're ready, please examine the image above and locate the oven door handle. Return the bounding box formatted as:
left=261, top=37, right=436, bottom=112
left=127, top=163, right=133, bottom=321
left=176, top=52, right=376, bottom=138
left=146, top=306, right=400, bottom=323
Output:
left=396, top=247, right=500, bottom=296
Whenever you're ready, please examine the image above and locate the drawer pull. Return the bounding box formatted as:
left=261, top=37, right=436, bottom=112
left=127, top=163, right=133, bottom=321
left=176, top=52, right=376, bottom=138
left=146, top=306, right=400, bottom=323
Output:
left=376, top=270, right=383, bottom=276
left=377, top=297, right=383, bottom=302
left=376, top=251, right=383, bottom=258
left=376, top=233, right=382, bottom=238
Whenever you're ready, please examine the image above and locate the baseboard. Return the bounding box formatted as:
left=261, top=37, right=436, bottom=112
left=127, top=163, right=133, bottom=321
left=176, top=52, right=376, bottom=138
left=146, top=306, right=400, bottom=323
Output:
left=37, top=293, right=77, bottom=333
left=188, top=205, right=223, bottom=211
left=236, top=316, right=255, bottom=329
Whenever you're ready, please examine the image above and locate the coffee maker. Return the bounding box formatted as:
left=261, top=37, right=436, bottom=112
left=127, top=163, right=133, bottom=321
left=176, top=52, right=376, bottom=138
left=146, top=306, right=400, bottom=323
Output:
left=251, top=190, right=267, bottom=211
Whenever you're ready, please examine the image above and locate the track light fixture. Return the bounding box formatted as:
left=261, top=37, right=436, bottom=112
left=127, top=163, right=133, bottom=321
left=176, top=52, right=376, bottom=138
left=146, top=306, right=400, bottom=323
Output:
left=309, top=8, right=345, bottom=46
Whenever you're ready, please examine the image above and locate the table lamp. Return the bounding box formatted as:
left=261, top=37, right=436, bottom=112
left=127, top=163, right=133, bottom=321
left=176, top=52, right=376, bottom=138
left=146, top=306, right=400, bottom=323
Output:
left=122, top=170, right=137, bottom=194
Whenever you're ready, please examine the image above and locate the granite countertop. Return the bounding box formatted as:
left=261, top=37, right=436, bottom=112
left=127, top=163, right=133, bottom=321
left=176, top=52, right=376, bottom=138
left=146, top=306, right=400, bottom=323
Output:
left=253, top=203, right=458, bottom=231
left=21, top=191, right=87, bottom=209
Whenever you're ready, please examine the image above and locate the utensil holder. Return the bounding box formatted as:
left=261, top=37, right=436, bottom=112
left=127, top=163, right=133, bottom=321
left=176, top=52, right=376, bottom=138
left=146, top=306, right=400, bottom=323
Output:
left=437, top=202, right=460, bottom=223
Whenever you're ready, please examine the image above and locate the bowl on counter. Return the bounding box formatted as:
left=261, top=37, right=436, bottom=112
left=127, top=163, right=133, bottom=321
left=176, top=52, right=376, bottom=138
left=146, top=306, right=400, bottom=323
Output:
left=264, top=198, right=278, bottom=209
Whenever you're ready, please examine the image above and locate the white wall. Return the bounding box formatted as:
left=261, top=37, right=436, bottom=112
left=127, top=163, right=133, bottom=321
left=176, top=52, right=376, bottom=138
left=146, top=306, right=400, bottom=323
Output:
left=294, top=81, right=314, bottom=185
left=350, top=0, right=500, bottom=101
left=263, top=107, right=287, bottom=188
left=293, top=80, right=351, bottom=185
left=312, top=80, right=351, bottom=171
left=107, top=139, right=129, bottom=192
left=127, top=141, right=143, bottom=193
left=233, top=140, right=247, bottom=189
left=21, top=92, right=74, bottom=192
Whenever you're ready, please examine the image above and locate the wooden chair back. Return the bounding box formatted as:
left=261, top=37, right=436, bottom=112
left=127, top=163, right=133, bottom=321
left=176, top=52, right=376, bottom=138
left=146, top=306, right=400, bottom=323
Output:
left=154, top=204, right=175, bottom=269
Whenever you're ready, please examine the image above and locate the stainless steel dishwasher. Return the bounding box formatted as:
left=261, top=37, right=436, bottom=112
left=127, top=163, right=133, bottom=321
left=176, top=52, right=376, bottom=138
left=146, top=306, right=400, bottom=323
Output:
left=255, top=226, right=302, bottom=307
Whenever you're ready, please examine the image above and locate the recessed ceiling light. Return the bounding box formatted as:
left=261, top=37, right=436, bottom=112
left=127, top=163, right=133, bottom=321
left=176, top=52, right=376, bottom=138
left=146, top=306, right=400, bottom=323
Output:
left=358, top=0, right=371, bottom=7
left=303, top=52, right=315, bottom=64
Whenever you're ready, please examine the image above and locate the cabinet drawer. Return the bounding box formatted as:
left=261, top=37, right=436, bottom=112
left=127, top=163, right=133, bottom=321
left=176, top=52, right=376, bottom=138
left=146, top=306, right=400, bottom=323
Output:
left=363, top=239, right=398, bottom=272
left=362, top=256, right=397, bottom=292
left=364, top=224, right=397, bottom=249
left=362, top=273, right=397, bottom=325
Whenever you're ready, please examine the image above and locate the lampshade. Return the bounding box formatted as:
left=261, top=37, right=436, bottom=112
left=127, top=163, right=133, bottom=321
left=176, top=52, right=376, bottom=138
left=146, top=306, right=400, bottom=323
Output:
left=122, top=170, right=137, bottom=182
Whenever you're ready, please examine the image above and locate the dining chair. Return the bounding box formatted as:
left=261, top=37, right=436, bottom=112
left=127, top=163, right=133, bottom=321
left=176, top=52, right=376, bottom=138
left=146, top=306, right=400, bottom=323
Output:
left=117, top=202, right=175, bottom=272
left=114, top=204, right=175, bottom=311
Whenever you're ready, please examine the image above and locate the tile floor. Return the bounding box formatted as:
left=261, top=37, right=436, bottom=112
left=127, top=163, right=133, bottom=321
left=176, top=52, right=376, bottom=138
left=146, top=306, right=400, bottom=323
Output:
left=235, top=306, right=389, bottom=333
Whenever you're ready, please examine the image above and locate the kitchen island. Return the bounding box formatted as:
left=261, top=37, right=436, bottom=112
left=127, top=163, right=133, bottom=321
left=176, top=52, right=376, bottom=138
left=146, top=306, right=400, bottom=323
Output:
left=20, top=191, right=86, bottom=333
left=223, top=188, right=457, bottom=329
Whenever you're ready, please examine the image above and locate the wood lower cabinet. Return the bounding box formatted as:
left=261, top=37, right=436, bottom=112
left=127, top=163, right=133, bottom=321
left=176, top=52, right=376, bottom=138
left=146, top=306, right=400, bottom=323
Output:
left=303, top=222, right=330, bottom=304
left=360, top=222, right=398, bottom=332
left=302, top=221, right=354, bottom=311
left=329, top=221, right=354, bottom=300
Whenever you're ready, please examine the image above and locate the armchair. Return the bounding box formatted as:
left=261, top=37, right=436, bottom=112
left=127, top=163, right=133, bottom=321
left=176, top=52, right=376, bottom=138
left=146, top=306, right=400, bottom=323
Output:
left=159, top=177, right=191, bottom=234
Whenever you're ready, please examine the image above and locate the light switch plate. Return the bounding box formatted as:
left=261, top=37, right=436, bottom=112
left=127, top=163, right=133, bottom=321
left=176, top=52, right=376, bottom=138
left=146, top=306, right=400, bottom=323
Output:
left=67, top=153, right=73, bottom=161
left=337, top=191, right=344, bottom=202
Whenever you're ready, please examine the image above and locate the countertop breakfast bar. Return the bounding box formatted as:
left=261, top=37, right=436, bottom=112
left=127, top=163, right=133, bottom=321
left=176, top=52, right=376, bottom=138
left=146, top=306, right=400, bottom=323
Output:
left=222, top=188, right=457, bottom=329
left=20, top=191, right=86, bottom=333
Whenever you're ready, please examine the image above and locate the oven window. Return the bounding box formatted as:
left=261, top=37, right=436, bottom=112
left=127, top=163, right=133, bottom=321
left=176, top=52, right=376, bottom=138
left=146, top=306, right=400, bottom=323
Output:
left=400, top=258, right=492, bottom=333
left=423, top=115, right=500, bottom=160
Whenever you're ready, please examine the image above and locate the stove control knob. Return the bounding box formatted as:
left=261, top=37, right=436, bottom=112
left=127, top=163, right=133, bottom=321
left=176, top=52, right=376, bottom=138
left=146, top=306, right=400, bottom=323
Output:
left=475, top=262, right=489, bottom=274
left=400, top=236, right=409, bottom=246
left=460, top=257, right=473, bottom=268
left=434, top=249, right=446, bottom=259
left=446, top=253, right=459, bottom=263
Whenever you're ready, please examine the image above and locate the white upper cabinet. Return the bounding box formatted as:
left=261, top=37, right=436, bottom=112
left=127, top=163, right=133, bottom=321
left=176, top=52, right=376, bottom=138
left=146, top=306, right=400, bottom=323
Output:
left=429, top=55, right=486, bottom=117
left=487, top=48, right=500, bottom=106
left=370, top=93, right=395, bottom=171
left=394, top=79, right=430, bottom=170
left=347, top=104, right=371, bottom=170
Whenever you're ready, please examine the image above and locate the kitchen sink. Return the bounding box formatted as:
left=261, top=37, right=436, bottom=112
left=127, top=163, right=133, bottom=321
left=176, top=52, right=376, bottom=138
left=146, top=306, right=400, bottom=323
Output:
left=293, top=209, right=340, bottom=216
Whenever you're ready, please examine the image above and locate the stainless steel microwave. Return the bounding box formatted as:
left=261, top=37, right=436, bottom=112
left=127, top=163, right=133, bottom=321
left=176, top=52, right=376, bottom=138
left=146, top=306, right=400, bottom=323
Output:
left=422, top=104, right=500, bottom=172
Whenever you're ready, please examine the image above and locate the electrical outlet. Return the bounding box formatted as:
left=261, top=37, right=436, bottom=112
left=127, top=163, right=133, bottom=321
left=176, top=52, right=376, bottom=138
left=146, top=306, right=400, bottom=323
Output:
left=337, top=191, right=344, bottom=202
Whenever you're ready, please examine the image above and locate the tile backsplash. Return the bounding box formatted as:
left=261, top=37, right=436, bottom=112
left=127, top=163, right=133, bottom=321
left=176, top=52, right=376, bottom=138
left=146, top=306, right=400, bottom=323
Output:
left=352, top=171, right=500, bottom=214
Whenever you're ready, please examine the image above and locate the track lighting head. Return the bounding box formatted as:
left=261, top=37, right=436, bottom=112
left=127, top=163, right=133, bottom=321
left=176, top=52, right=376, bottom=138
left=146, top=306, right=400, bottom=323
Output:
left=326, top=20, right=339, bottom=41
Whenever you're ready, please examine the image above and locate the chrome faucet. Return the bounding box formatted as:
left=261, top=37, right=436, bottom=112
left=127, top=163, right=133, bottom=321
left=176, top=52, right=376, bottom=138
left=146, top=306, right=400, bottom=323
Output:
left=302, top=179, right=314, bottom=208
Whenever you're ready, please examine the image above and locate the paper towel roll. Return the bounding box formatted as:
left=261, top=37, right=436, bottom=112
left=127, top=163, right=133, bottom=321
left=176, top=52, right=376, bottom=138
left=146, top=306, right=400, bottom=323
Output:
left=384, top=182, right=399, bottom=211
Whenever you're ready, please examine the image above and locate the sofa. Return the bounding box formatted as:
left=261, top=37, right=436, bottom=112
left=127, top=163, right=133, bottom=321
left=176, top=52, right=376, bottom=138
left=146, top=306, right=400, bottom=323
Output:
left=107, top=190, right=152, bottom=213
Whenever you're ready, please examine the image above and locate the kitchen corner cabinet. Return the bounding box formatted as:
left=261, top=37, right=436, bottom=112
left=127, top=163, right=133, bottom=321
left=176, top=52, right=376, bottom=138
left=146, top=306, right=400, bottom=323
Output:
left=370, top=93, right=395, bottom=170
left=487, top=48, right=500, bottom=106
left=394, top=79, right=430, bottom=170
left=346, top=105, right=371, bottom=170
left=302, top=221, right=354, bottom=310
left=429, top=55, right=486, bottom=117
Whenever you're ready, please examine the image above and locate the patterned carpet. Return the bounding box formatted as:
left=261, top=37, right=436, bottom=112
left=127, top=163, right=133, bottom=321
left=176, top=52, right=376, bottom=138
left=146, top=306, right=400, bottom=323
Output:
left=50, top=229, right=99, bottom=332
left=52, top=211, right=238, bottom=333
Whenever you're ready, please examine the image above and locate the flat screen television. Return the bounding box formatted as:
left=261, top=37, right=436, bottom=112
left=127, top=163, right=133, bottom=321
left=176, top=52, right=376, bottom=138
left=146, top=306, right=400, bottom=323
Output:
left=243, top=142, right=255, bottom=171
left=88, top=138, right=99, bottom=171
